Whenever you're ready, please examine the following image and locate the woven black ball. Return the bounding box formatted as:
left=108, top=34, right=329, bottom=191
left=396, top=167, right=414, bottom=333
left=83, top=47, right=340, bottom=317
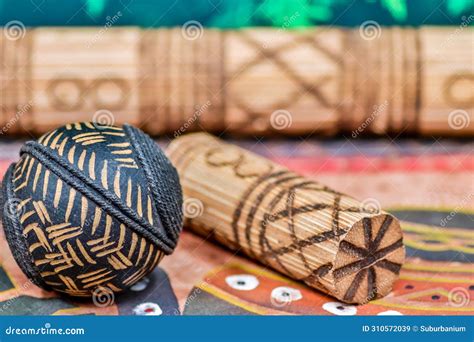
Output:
left=1, top=122, right=182, bottom=297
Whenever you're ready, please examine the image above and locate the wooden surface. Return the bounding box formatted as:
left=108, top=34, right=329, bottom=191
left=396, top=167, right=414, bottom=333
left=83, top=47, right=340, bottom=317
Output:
left=167, top=133, right=405, bottom=303
left=0, top=26, right=472, bottom=136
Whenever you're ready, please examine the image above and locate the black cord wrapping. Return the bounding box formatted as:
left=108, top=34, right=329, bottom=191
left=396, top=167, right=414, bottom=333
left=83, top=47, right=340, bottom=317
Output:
left=20, top=141, right=179, bottom=254
left=124, top=124, right=183, bottom=244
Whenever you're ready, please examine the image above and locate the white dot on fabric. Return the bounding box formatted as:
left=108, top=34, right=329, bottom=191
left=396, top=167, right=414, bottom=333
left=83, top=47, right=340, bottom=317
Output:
left=225, top=274, right=259, bottom=291
left=377, top=310, right=403, bottom=315
left=133, top=302, right=163, bottom=316
left=271, top=286, right=303, bottom=305
left=322, top=302, right=357, bottom=316
left=130, top=277, right=150, bottom=292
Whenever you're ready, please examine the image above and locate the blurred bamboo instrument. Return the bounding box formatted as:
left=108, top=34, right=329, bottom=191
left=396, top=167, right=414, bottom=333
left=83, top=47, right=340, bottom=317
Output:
left=167, top=133, right=405, bottom=303
left=0, top=26, right=472, bottom=136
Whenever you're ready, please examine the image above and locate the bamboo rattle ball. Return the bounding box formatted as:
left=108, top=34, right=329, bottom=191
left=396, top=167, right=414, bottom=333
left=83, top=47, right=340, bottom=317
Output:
left=0, top=122, right=183, bottom=297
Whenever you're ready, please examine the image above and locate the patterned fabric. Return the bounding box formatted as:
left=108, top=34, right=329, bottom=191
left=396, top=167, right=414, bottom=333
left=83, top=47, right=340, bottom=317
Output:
left=0, top=123, right=182, bottom=297
left=0, top=138, right=472, bottom=315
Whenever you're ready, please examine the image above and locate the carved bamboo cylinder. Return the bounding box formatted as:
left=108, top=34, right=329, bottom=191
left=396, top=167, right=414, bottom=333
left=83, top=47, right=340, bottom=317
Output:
left=167, top=133, right=406, bottom=303
left=0, top=27, right=472, bottom=136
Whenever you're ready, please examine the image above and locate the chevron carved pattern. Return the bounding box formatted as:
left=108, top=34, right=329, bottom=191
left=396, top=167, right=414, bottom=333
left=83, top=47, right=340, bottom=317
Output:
left=12, top=122, right=163, bottom=296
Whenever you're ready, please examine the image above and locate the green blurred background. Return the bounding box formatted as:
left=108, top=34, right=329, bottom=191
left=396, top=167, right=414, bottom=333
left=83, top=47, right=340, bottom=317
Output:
left=0, top=0, right=472, bottom=27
